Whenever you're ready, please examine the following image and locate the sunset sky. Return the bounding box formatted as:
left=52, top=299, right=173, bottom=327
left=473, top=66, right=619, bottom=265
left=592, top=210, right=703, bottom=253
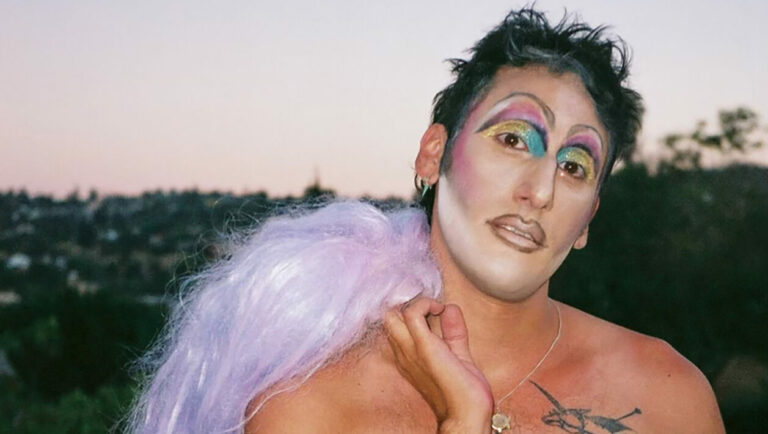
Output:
left=2, top=0, right=767, bottom=199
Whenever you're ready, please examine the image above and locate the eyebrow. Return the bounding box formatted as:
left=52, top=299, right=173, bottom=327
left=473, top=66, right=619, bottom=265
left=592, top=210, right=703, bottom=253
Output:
left=494, top=92, right=556, bottom=128
left=474, top=93, right=552, bottom=146
left=564, top=124, right=605, bottom=168
left=566, top=125, right=604, bottom=153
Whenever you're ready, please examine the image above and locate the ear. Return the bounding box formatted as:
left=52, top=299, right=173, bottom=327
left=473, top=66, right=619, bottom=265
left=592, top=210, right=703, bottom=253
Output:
left=415, top=123, right=448, bottom=185
left=574, top=197, right=600, bottom=250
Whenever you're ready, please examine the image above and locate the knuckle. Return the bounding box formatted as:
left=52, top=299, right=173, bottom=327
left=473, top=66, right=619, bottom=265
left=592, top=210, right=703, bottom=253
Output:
left=384, top=310, right=404, bottom=330
left=402, top=296, right=424, bottom=312
left=383, top=310, right=396, bottom=327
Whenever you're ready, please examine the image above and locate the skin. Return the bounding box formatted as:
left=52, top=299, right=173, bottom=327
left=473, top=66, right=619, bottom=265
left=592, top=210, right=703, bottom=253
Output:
left=245, top=66, right=725, bottom=433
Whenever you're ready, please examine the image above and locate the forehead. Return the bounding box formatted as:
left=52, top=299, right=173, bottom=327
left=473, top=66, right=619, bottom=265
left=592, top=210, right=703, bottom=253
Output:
left=470, top=65, right=609, bottom=143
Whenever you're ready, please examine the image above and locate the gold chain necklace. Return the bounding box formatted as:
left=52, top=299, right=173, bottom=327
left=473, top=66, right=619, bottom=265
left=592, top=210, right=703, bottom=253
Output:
left=490, top=301, right=562, bottom=433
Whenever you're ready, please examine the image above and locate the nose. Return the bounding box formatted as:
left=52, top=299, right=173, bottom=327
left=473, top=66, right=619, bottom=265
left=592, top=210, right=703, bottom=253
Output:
left=513, top=159, right=556, bottom=211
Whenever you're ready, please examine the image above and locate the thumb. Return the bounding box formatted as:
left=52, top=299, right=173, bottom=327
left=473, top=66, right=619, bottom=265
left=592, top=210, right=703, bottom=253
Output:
left=439, top=304, right=474, bottom=363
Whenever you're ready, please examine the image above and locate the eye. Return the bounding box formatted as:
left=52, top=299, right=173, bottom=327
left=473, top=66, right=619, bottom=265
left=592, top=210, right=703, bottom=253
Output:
left=479, top=119, right=546, bottom=158
left=558, top=160, right=586, bottom=179
left=496, top=132, right=527, bottom=150
left=556, top=146, right=596, bottom=182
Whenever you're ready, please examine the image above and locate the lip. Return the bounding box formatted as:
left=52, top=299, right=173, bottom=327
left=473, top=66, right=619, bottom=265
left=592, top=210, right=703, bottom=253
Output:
left=486, top=214, right=547, bottom=253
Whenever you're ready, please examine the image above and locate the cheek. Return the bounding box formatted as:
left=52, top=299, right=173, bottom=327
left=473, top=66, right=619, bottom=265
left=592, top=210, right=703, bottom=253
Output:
left=551, top=196, right=596, bottom=246
left=448, top=133, right=529, bottom=215
left=447, top=131, right=482, bottom=203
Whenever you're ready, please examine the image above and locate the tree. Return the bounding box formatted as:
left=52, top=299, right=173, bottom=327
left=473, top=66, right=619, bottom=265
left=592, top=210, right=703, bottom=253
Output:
left=660, top=107, right=764, bottom=171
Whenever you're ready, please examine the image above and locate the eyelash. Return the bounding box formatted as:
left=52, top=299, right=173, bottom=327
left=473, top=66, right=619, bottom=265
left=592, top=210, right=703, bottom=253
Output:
left=483, top=121, right=596, bottom=181
left=495, top=132, right=528, bottom=151
left=558, top=160, right=586, bottom=179
left=480, top=120, right=544, bottom=157
left=557, top=147, right=595, bottom=181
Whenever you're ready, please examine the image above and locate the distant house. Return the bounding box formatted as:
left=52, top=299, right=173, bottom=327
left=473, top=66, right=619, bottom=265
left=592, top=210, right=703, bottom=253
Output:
left=0, top=349, right=16, bottom=378
left=54, top=256, right=67, bottom=269
left=138, top=294, right=168, bottom=306
left=6, top=253, right=31, bottom=271
left=67, top=270, right=99, bottom=295
left=15, top=223, right=35, bottom=235
left=0, top=291, right=20, bottom=305
left=101, top=229, right=120, bottom=242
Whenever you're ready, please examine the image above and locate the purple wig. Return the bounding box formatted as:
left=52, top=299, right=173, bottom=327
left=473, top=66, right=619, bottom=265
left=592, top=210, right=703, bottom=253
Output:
left=126, top=200, right=442, bottom=433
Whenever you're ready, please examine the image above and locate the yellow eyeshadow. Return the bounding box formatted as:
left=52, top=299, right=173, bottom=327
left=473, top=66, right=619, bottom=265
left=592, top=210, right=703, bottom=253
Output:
left=480, top=120, right=546, bottom=158
left=480, top=120, right=528, bottom=137
left=557, top=147, right=595, bottom=181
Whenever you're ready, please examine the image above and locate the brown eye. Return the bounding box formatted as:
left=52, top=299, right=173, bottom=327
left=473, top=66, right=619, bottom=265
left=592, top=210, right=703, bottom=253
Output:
left=559, top=161, right=586, bottom=178
left=497, top=133, right=526, bottom=150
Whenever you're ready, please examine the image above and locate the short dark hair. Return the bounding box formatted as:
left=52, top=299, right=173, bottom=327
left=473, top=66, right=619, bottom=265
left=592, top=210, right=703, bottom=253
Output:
left=420, top=6, right=644, bottom=215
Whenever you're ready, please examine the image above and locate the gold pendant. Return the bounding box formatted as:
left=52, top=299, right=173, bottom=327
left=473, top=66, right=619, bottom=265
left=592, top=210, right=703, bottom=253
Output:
left=491, top=412, right=511, bottom=433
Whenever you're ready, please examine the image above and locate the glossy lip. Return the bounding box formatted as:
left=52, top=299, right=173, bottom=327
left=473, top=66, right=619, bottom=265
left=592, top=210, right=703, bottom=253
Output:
left=486, top=214, right=547, bottom=253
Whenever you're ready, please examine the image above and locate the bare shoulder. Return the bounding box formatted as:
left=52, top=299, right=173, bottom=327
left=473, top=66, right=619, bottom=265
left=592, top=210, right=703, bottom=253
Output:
left=244, top=348, right=371, bottom=434
left=244, top=370, right=349, bottom=433
left=559, top=302, right=725, bottom=433
left=244, top=337, right=431, bottom=433
left=628, top=334, right=724, bottom=433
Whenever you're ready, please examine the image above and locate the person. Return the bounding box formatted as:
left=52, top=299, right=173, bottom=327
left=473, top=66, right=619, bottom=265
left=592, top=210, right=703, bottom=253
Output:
left=128, top=7, right=725, bottom=434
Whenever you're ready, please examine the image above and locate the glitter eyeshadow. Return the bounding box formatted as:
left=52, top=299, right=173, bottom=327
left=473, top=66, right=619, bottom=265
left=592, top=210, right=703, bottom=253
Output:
left=556, top=146, right=596, bottom=181
left=480, top=120, right=546, bottom=158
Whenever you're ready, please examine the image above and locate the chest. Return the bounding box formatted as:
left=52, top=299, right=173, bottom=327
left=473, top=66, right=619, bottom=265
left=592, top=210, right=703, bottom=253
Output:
left=492, top=387, right=645, bottom=434
left=345, top=376, right=648, bottom=434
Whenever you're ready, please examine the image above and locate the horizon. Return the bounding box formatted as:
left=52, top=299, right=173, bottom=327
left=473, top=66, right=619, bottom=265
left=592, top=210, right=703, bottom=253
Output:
left=3, top=0, right=768, bottom=199
left=5, top=160, right=767, bottom=202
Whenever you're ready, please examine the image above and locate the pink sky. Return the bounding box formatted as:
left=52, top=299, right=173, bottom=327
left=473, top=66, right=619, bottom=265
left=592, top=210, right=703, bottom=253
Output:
left=2, top=0, right=767, bottom=198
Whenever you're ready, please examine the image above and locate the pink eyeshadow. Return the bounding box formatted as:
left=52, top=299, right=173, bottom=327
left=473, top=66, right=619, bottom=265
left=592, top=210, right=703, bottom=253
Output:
left=481, top=101, right=547, bottom=132
left=447, top=100, right=487, bottom=191
left=565, top=133, right=602, bottom=164
left=450, top=122, right=472, bottom=178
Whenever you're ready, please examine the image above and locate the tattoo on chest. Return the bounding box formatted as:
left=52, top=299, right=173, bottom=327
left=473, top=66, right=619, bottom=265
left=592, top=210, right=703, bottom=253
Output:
left=531, top=381, right=642, bottom=433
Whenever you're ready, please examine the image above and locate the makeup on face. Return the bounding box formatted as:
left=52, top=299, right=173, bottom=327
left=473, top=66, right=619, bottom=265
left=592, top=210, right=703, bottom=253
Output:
left=556, top=146, right=595, bottom=181
left=479, top=120, right=546, bottom=158
left=558, top=129, right=603, bottom=182
left=476, top=93, right=553, bottom=158
left=433, top=68, right=614, bottom=303
left=474, top=93, right=604, bottom=182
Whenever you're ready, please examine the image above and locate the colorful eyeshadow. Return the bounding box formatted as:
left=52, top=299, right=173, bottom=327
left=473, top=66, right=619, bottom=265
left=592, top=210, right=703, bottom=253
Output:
left=480, top=120, right=546, bottom=158
left=565, top=132, right=603, bottom=169
left=556, top=146, right=596, bottom=181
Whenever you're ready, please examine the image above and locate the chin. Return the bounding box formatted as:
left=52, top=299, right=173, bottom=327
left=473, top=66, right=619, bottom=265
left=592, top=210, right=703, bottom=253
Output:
left=464, top=261, right=547, bottom=303
left=485, top=281, right=545, bottom=303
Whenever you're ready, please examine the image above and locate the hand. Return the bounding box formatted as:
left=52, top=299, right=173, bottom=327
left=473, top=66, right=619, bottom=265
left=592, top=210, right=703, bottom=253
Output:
left=384, top=297, right=493, bottom=433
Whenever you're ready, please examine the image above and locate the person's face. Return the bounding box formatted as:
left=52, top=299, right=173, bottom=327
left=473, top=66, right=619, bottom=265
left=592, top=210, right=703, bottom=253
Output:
left=426, top=65, right=608, bottom=302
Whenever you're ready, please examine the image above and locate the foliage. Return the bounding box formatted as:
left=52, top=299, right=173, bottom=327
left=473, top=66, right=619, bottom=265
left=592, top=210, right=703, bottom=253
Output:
left=661, top=106, right=764, bottom=171
left=0, top=383, right=134, bottom=433
left=0, top=288, right=166, bottom=400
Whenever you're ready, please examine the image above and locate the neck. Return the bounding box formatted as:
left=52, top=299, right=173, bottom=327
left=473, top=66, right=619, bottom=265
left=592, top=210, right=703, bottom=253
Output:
left=428, top=218, right=561, bottom=386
